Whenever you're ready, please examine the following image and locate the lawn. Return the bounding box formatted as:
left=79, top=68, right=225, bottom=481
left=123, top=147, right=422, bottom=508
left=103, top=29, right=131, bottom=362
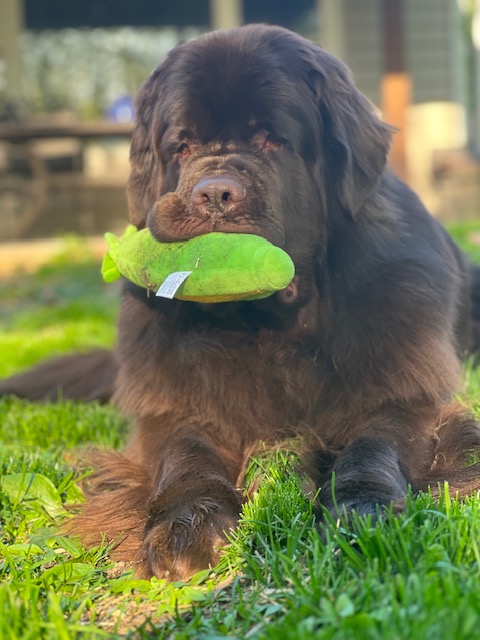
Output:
left=1, top=228, right=480, bottom=639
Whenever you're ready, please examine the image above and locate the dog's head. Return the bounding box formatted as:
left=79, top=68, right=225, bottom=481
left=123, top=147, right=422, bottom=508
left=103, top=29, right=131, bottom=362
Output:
left=128, top=25, right=392, bottom=273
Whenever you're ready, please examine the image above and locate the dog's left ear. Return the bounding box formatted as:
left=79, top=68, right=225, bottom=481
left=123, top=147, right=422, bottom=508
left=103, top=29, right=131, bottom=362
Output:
left=307, top=50, right=394, bottom=217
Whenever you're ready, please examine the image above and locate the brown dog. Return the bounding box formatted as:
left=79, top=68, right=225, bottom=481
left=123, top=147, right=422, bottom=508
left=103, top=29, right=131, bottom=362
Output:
left=3, top=25, right=480, bottom=580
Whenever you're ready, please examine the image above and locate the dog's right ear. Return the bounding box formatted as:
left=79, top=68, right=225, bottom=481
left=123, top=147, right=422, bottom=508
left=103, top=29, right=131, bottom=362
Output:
left=127, top=69, right=165, bottom=228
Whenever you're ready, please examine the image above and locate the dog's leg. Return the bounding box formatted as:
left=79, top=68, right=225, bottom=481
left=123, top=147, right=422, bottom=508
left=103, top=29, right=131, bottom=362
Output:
left=0, top=349, right=116, bottom=402
left=316, top=404, right=480, bottom=519
left=139, top=435, right=245, bottom=580
left=67, top=424, right=246, bottom=580
left=317, top=435, right=410, bottom=519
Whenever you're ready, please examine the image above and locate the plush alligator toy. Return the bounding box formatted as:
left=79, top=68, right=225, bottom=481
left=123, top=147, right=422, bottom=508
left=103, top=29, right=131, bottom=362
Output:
left=102, top=225, right=295, bottom=303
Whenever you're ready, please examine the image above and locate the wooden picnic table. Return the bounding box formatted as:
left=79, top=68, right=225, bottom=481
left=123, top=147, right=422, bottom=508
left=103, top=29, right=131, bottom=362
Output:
left=0, top=120, right=133, bottom=239
left=0, top=120, right=132, bottom=142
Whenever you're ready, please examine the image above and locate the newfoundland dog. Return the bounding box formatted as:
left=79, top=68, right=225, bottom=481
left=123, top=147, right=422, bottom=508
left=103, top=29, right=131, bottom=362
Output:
left=3, top=24, right=480, bottom=580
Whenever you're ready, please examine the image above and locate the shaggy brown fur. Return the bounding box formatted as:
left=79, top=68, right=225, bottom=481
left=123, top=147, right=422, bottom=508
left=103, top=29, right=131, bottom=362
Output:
left=3, top=25, right=480, bottom=580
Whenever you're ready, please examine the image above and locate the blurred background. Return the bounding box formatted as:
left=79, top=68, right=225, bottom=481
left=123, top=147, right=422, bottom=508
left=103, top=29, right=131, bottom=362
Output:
left=0, top=0, right=480, bottom=251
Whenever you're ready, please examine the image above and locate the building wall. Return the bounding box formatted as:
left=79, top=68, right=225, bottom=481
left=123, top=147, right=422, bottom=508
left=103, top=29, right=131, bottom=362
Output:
left=327, top=0, right=471, bottom=216
left=341, top=0, right=383, bottom=105
left=406, top=0, right=465, bottom=105
left=338, top=0, right=464, bottom=107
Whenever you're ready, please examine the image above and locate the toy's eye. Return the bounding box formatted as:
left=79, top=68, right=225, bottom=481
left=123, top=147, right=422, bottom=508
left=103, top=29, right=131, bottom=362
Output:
left=177, top=143, right=191, bottom=159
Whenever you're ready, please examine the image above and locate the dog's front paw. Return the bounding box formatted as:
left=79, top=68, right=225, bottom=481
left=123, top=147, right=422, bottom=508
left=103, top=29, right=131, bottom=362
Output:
left=319, top=480, right=406, bottom=523
left=139, top=479, right=243, bottom=580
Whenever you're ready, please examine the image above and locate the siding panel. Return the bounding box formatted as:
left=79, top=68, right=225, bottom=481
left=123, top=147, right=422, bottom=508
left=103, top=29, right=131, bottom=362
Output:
left=333, top=0, right=463, bottom=106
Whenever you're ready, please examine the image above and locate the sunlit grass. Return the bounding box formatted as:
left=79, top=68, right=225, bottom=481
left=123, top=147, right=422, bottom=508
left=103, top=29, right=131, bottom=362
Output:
left=1, top=226, right=480, bottom=638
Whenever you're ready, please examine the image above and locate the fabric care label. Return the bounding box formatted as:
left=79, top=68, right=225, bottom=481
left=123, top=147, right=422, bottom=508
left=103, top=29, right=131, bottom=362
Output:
left=156, top=271, right=192, bottom=299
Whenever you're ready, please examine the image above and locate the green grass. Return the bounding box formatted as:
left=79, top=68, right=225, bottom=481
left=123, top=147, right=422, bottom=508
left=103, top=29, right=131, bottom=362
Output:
left=1, top=228, right=480, bottom=638
left=0, top=239, right=118, bottom=378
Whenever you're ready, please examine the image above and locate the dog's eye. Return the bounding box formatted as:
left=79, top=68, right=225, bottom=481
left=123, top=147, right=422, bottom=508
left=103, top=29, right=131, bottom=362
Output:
left=257, top=134, right=283, bottom=152
left=252, top=131, right=283, bottom=153
left=263, top=138, right=282, bottom=152
left=177, top=143, right=191, bottom=160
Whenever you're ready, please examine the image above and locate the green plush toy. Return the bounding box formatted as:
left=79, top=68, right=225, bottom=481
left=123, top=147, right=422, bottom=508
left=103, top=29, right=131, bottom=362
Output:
left=102, top=225, right=295, bottom=303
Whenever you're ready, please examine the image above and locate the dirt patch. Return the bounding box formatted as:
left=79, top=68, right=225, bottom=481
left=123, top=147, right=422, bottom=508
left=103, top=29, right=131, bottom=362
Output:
left=0, top=237, right=106, bottom=277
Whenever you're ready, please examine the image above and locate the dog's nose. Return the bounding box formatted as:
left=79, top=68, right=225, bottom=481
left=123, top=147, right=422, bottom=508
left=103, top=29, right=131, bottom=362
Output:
left=191, top=176, right=246, bottom=217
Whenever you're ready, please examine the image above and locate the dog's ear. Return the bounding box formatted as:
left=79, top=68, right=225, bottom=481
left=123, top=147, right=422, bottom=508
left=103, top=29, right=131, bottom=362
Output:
left=307, top=50, right=394, bottom=217
left=127, top=69, right=165, bottom=228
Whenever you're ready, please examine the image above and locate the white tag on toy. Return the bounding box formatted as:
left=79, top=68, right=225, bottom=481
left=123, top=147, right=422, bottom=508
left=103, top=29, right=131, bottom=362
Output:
left=156, top=271, right=192, bottom=299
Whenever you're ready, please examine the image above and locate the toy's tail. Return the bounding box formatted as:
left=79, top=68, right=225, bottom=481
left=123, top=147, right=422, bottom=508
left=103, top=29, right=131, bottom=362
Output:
left=101, top=225, right=138, bottom=283
left=0, top=349, right=116, bottom=403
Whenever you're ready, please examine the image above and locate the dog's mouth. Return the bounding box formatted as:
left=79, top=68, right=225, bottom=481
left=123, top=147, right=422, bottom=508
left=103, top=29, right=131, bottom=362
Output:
left=150, top=216, right=265, bottom=244
left=276, top=277, right=299, bottom=305
left=147, top=192, right=281, bottom=246
left=146, top=191, right=299, bottom=308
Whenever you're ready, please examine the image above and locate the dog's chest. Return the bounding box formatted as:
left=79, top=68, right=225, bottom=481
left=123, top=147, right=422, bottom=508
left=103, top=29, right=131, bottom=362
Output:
left=118, top=325, right=326, bottom=438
